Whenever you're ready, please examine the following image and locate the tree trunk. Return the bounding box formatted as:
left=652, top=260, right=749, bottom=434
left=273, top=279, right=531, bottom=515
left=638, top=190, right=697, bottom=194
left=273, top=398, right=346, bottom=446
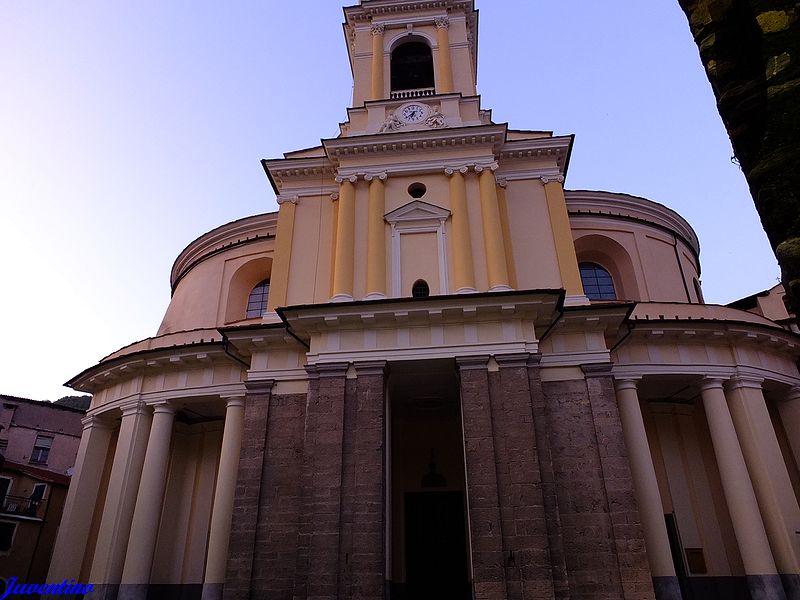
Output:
left=676, top=0, right=800, bottom=321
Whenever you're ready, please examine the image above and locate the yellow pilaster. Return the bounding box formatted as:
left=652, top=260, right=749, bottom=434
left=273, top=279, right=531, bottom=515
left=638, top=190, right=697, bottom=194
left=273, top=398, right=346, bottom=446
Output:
left=370, top=23, right=385, bottom=101
left=366, top=174, right=387, bottom=299
left=333, top=177, right=357, bottom=300
left=266, top=198, right=297, bottom=311
left=447, top=167, right=475, bottom=292
left=496, top=181, right=517, bottom=289
left=543, top=177, right=584, bottom=297
left=435, top=17, right=454, bottom=94
left=478, top=166, right=511, bottom=291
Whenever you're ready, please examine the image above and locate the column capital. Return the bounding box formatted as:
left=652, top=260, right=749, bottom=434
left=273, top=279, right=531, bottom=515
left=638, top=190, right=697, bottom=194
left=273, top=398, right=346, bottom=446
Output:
left=785, top=386, right=800, bottom=402
left=474, top=161, right=499, bottom=173
left=364, top=171, right=388, bottom=182
left=434, top=16, right=450, bottom=29
left=120, top=400, right=148, bottom=418
left=317, top=362, right=351, bottom=378
left=276, top=194, right=299, bottom=205
left=220, top=393, right=246, bottom=409
left=244, top=379, right=274, bottom=395
left=700, top=377, right=728, bottom=392
left=726, top=375, right=765, bottom=392
left=353, top=360, right=388, bottom=377
left=526, top=353, right=543, bottom=368
left=496, top=177, right=508, bottom=188
left=445, top=165, right=470, bottom=176
left=371, top=22, right=385, bottom=36
left=456, top=355, right=491, bottom=371
left=81, top=414, right=114, bottom=431
left=540, top=175, right=565, bottom=185
left=148, top=401, right=177, bottom=416
left=331, top=192, right=340, bottom=201
left=581, top=363, right=614, bottom=378
left=614, top=377, right=642, bottom=392
left=494, top=353, right=530, bottom=368
left=335, top=174, right=359, bottom=184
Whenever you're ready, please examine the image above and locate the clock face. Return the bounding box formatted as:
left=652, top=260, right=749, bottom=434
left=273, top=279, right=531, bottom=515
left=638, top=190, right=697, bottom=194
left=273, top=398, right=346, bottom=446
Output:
left=399, top=103, right=429, bottom=123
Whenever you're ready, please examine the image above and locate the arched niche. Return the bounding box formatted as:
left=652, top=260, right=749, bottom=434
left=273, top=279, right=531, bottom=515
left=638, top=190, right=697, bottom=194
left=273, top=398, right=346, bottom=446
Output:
left=573, top=234, right=641, bottom=301
left=224, top=257, right=273, bottom=323
left=390, top=35, right=435, bottom=93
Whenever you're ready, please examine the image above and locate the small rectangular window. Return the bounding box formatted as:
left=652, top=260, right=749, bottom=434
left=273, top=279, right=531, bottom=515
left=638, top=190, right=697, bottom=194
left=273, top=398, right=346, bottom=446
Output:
left=30, top=435, right=53, bottom=464
left=0, top=522, right=15, bottom=552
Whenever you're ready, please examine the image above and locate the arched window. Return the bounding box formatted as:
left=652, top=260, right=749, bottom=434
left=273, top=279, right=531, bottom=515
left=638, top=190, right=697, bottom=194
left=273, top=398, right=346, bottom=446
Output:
left=412, top=279, right=430, bottom=298
left=579, top=263, right=616, bottom=301
left=391, top=42, right=434, bottom=92
left=246, top=279, right=270, bottom=318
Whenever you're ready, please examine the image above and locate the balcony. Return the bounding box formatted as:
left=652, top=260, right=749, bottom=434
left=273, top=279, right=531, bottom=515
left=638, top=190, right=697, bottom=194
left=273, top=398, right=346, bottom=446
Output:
left=0, top=495, right=47, bottom=519
left=390, top=87, right=435, bottom=100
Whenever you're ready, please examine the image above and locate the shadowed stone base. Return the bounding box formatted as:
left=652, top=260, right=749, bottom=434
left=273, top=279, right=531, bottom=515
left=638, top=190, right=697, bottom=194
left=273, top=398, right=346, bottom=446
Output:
left=200, top=583, right=223, bottom=600
left=86, top=584, right=202, bottom=600
left=747, top=575, right=789, bottom=600
left=652, top=576, right=682, bottom=600
left=781, top=574, right=800, bottom=600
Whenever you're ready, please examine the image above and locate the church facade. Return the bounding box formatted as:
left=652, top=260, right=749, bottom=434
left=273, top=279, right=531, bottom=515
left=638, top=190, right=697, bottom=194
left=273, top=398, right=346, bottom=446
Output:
left=48, top=2, right=800, bottom=600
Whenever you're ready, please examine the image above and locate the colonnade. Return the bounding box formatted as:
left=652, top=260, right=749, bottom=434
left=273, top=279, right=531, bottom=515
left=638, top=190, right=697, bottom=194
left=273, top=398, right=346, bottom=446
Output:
left=48, top=396, right=247, bottom=599
left=615, top=376, right=800, bottom=600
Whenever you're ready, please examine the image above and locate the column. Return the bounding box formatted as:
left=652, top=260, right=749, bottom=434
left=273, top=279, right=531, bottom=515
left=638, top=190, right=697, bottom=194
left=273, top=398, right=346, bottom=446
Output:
left=202, top=395, right=246, bottom=600
left=435, top=17, right=454, bottom=94
left=370, top=23, right=385, bottom=100
left=542, top=176, right=584, bottom=299
left=267, top=196, right=297, bottom=311
left=446, top=166, right=476, bottom=293
left=365, top=173, right=387, bottom=299
left=48, top=415, right=114, bottom=581
left=476, top=164, right=511, bottom=291
left=727, top=377, right=800, bottom=597
left=457, top=356, right=508, bottom=600
left=120, top=402, right=177, bottom=594
left=332, top=175, right=357, bottom=301
left=777, top=387, right=800, bottom=470
left=495, top=180, right=517, bottom=289
left=700, top=378, right=787, bottom=599
left=615, top=379, right=682, bottom=600
left=90, top=402, right=153, bottom=586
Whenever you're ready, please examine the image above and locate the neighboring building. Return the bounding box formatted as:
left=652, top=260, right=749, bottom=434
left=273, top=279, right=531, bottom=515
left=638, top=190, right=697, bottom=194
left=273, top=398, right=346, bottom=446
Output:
left=0, top=395, right=85, bottom=588
left=729, top=283, right=799, bottom=335
left=49, top=2, right=800, bottom=600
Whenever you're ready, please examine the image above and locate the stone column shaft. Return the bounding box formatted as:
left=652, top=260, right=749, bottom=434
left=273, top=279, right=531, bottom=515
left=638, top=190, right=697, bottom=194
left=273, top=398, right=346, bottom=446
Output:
left=448, top=168, right=475, bottom=292
left=615, top=379, right=681, bottom=600
left=90, top=402, right=153, bottom=585
left=333, top=178, right=356, bottom=300
left=203, top=396, right=246, bottom=598
left=48, top=415, right=114, bottom=581
left=267, top=199, right=297, bottom=311
left=700, top=379, right=783, bottom=587
left=435, top=18, right=454, bottom=93
left=542, top=178, right=583, bottom=297
left=371, top=24, right=385, bottom=100
left=121, top=403, right=177, bottom=586
left=478, top=167, right=510, bottom=291
left=366, top=175, right=387, bottom=299
left=727, top=378, right=800, bottom=587
left=778, top=388, right=800, bottom=471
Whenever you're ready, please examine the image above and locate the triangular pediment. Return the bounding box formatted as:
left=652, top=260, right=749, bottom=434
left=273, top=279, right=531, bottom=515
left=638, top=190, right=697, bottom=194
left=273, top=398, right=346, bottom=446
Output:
left=384, top=200, right=450, bottom=224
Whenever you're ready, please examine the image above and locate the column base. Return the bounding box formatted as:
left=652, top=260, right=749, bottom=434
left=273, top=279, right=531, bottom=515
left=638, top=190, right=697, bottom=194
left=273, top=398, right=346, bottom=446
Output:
left=746, top=574, right=789, bottom=600
left=488, top=284, right=513, bottom=292
left=781, top=574, right=800, bottom=600
left=652, top=576, right=683, bottom=600
left=200, top=583, right=224, bottom=600
left=330, top=293, right=354, bottom=303
left=364, top=292, right=387, bottom=301
left=455, top=286, right=478, bottom=294
left=260, top=310, right=282, bottom=324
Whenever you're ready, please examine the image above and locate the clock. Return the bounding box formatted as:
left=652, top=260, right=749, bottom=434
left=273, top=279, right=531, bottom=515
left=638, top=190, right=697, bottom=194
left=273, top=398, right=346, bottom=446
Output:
left=398, top=102, right=430, bottom=124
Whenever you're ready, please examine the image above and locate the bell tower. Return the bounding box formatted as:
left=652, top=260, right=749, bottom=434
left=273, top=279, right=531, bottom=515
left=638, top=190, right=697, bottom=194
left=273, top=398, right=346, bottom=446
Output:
left=340, top=0, right=489, bottom=137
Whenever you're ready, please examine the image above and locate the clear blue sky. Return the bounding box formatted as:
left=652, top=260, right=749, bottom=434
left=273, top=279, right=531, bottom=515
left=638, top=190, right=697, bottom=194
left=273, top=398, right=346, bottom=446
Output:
left=0, top=1, right=779, bottom=401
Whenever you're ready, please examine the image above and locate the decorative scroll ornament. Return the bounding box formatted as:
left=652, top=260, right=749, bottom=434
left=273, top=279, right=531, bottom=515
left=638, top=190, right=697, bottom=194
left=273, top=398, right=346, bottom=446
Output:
left=540, top=175, right=565, bottom=184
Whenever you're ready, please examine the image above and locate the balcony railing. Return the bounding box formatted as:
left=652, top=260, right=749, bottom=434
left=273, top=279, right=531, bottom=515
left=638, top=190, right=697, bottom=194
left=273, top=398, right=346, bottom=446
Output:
left=390, top=87, right=436, bottom=100
left=0, top=495, right=46, bottom=519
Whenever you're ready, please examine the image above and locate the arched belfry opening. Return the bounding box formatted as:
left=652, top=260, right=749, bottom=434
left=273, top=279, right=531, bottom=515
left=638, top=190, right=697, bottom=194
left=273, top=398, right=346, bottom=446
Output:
left=391, top=41, right=435, bottom=93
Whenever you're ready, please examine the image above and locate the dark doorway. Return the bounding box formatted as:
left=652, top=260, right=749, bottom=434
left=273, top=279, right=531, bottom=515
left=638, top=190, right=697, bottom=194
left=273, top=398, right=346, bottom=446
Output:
left=404, top=491, right=470, bottom=599
left=391, top=42, right=435, bottom=92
